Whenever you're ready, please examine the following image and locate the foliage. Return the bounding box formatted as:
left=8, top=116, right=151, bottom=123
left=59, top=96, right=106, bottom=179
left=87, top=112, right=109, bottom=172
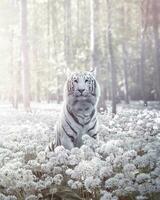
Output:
left=0, top=102, right=159, bottom=199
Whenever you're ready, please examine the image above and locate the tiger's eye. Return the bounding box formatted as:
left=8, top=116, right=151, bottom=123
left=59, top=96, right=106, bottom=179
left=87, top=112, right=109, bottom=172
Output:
left=85, top=79, right=89, bottom=83
left=74, top=79, right=78, bottom=83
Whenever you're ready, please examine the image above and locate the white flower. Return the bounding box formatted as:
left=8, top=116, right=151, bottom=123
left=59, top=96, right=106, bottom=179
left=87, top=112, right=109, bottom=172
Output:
left=54, top=146, right=69, bottom=165
left=80, top=145, right=95, bottom=160
left=53, top=174, right=63, bottom=185
left=84, top=176, right=101, bottom=191
left=0, top=193, right=17, bottom=200
left=123, top=164, right=138, bottom=178
left=124, top=186, right=136, bottom=193
left=99, top=165, right=113, bottom=179
left=137, top=120, right=144, bottom=125
left=105, top=177, right=118, bottom=189
left=82, top=134, right=98, bottom=149
left=51, top=166, right=62, bottom=175
left=36, top=151, right=45, bottom=163
left=154, top=118, right=160, bottom=124
left=68, top=154, right=80, bottom=166
left=65, top=168, right=73, bottom=176
left=98, top=140, right=123, bottom=157
left=100, top=191, right=118, bottom=200
left=44, top=176, right=54, bottom=187
left=136, top=173, right=150, bottom=184
left=67, top=179, right=74, bottom=187
left=70, top=147, right=81, bottom=155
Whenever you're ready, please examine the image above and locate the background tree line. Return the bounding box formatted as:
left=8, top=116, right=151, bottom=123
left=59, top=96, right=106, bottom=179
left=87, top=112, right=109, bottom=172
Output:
left=0, top=0, right=160, bottom=113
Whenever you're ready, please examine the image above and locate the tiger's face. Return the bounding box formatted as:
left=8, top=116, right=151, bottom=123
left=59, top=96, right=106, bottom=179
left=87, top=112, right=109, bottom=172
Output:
left=66, top=72, right=97, bottom=98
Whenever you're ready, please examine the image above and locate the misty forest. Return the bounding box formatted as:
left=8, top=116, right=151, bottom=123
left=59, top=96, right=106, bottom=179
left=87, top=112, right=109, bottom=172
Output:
left=0, top=0, right=160, bottom=200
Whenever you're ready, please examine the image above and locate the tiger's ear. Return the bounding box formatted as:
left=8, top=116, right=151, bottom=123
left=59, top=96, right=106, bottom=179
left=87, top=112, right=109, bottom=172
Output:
left=90, top=67, right=97, bottom=77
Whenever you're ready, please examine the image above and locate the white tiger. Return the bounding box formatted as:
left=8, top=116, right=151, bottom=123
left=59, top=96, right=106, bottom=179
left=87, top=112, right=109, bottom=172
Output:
left=47, top=71, right=100, bottom=151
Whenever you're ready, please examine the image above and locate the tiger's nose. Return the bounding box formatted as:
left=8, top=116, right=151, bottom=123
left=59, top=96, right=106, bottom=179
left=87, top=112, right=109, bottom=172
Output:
left=78, top=89, right=85, bottom=94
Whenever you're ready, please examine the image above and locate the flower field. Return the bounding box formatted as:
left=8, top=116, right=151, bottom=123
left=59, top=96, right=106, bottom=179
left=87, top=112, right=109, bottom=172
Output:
left=0, top=102, right=160, bottom=200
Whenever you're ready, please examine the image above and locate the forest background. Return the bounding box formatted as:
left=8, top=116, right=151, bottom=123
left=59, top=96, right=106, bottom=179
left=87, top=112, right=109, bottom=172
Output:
left=0, top=0, right=160, bottom=113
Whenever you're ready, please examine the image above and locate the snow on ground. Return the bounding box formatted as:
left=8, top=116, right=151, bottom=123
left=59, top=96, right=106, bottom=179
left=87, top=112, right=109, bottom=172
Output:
left=0, top=102, right=160, bottom=200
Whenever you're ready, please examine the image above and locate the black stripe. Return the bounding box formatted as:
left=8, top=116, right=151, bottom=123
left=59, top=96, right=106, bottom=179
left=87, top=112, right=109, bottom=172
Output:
left=62, top=125, right=75, bottom=143
left=62, top=125, right=72, bottom=138
left=86, top=99, right=94, bottom=105
left=76, top=114, right=84, bottom=119
left=88, top=120, right=97, bottom=132
left=67, top=106, right=83, bottom=127
left=90, top=109, right=95, bottom=118
left=92, top=133, right=97, bottom=139
left=48, top=145, right=51, bottom=151
left=57, top=135, right=61, bottom=146
left=51, top=142, right=55, bottom=151
left=51, top=142, right=54, bottom=150
left=67, top=81, right=69, bottom=91
left=64, top=114, right=78, bottom=135
left=92, top=79, right=94, bottom=93
left=84, top=118, right=91, bottom=125
left=85, top=110, right=95, bottom=125
left=73, top=100, right=78, bottom=106
left=48, top=142, right=54, bottom=151
left=94, top=79, right=96, bottom=94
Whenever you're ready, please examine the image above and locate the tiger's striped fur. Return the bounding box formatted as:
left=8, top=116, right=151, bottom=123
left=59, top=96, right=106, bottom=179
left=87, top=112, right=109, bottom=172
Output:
left=46, top=71, right=100, bottom=151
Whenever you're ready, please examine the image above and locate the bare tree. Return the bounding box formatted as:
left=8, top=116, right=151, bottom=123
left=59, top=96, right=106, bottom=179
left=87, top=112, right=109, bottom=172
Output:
left=152, top=0, right=160, bottom=100
left=139, top=0, right=150, bottom=106
left=121, top=4, right=129, bottom=104
left=92, top=0, right=107, bottom=111
left=139, top=30, right=147, bottom=106
left=47, top=0, right=51, bottom=60
left=140, top=26, right=147, bottom=106
left=20, top=0, right=31, bottom=111
left=64, top=0, right=72, bottom=67
left=10, top=29, right=15, bottom=107
left=107, top=0, right=117, bottom=114
left=90, top=0, right=95, bottom=69
left=32, top=0, right=41, bottom=102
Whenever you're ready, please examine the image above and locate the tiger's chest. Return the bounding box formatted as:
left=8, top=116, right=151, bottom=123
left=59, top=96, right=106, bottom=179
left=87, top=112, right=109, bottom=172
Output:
left=60, top=98, right=98, bottom=148
left=72, top=98, right=94, bottom=116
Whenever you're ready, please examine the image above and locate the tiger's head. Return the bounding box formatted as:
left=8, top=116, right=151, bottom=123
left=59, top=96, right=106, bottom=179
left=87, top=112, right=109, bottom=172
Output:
left=64, top=72, right=100, bottom=116
left=66, top=72, right=99, bottom=97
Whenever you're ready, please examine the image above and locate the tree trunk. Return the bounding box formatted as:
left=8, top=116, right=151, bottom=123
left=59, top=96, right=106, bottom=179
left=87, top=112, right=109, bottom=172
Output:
left=121, top=4, right=129, bottom=104
left=77, top=0, right=80, bottom=37
left=10, top=29, right=15, bottom=107
left=64, top=0, right=72, bottom=68
left=152, top=0, right=160, bottom=100
left=140, top=30, right=147, bottom=106
left=47, top=0, right=50, bottom=61
left=36, top=73, right=41, bottom=102
left=21, top=0, right=31, bottom=111
left=140, top=2, right=148, bottom=106
left=10, top=29, right=19, bottom=108
left=90, top=0, right=107, bottom=111
left=122, top=43, right=129, bottom=104
left=107, top=0, right=117, bottom=114
left=90, top=0, right=95, bottom=69
left=33, top=0, right=41, bottom=102
left=51, top=1, right=61, bottom=103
